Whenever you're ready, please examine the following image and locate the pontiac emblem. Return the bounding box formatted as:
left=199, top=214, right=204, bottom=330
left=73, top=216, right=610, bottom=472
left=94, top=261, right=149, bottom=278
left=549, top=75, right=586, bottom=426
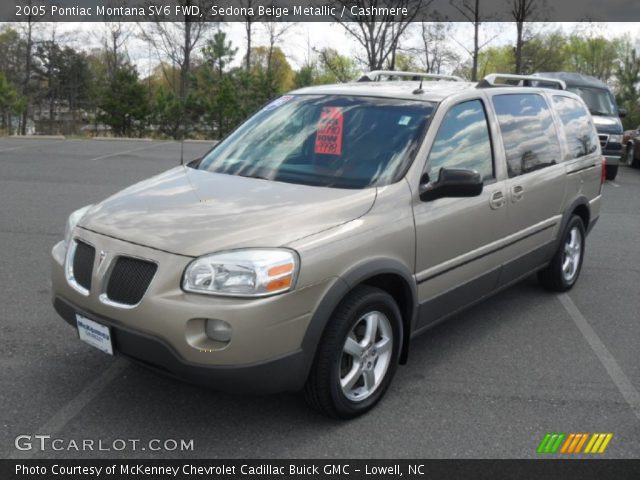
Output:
left=98, top=250, right=107, bottom=267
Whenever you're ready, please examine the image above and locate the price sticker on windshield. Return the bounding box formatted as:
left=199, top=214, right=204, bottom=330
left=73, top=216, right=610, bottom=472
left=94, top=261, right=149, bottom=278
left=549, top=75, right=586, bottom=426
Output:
left=315, top=107, right=344, bottom=155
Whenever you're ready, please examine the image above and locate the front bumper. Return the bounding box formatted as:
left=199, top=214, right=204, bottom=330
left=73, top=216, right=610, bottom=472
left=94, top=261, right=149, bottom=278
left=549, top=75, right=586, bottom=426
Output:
left=603, top=147, right=622, bottom=166
left=53, top=296, right=307, bottom=393
left=51, top=228, right=335, bottom=393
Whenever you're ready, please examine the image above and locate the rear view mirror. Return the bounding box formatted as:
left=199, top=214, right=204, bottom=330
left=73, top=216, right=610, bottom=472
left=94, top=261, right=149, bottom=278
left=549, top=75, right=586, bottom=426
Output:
left=419, top=168, right=484, bottom=202
left=618, top=108, right=627, bottom=118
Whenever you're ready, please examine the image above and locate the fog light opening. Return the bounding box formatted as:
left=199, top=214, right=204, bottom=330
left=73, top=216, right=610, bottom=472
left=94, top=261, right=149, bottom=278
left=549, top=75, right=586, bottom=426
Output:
left=205, top=319, right=232, bottom=343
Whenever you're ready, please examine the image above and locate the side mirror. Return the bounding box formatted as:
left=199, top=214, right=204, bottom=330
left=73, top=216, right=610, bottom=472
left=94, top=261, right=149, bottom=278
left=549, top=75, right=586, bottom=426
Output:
left=419, top=168, right=484, bottom=202
left=618, top=108, right=627, bottom=118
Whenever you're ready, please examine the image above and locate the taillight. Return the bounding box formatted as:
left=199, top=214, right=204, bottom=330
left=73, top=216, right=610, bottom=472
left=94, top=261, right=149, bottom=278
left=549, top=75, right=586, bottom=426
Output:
left=601, top=157, right=606, bottom=186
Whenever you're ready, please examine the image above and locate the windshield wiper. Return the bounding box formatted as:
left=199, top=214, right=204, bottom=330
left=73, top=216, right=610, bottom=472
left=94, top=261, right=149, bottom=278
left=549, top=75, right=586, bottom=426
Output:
left=236, top=172, right=271, bottom=181
left=589, top=110, right=611, bottom=116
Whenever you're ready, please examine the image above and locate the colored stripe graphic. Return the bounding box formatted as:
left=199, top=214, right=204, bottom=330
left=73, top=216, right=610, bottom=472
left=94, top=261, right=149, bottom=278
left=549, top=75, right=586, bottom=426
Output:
left=584, top=433, right=613, bottom=454
left=537, top=433, right=565, bottom=453
left=539, top=433, right=613, bottom=454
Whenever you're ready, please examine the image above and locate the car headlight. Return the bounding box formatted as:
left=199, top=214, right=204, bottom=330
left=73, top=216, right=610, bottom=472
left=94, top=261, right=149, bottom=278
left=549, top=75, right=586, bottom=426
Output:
left=64, top=205, right=93, bottom=247
left=609, top=134, right=622, bottom=144
left=183, top=249, right=299, bottom=297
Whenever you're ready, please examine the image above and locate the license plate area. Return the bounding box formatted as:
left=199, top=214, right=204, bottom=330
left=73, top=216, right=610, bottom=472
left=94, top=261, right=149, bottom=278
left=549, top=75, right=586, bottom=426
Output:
left=76, top=314, right=114, bottom=355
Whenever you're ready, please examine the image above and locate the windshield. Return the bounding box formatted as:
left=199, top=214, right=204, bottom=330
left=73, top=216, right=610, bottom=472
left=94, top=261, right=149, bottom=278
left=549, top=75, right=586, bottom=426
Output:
left=198, top=95, right=434, bottom=189
left=567, top=86, right=617, bottom=116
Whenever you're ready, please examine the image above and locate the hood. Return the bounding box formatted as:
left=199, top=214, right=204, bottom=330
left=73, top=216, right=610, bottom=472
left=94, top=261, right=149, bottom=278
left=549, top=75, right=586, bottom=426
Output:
left=79, top=166, right=376, bottom=257
left=592, top=115, right=623, bottom=134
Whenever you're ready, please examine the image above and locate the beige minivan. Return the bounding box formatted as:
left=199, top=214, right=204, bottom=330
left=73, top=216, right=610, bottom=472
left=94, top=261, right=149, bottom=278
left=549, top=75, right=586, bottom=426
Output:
left=51, top=72, right=604, bottom=418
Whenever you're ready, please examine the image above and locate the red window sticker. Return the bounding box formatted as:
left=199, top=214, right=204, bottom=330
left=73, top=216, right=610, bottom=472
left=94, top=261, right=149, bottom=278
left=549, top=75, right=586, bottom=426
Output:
left=315, top=107, right=344, bottom=155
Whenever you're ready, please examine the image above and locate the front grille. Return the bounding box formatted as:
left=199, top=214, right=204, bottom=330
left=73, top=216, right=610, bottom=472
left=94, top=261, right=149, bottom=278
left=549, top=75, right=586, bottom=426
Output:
left=106, top=257, right=157, bottom=306
left=72, top=241, right=95, bottom=291
left=599, top=134, right=609, bottom=148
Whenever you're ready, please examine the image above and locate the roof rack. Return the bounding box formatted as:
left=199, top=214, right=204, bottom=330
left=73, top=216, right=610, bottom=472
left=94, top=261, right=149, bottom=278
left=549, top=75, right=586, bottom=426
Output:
left=358, top=70, right=464, bottom=83
left=478, top=73, right=566, bottom=90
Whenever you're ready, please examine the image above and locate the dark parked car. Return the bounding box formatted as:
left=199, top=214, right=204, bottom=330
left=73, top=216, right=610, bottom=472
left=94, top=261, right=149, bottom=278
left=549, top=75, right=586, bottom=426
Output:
left=623, top=125, right=640, bottom=168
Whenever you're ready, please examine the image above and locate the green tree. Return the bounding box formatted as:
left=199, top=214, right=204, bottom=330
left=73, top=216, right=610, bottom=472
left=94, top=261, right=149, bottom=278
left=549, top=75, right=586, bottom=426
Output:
left=250, top=46, right=294, bottom=97
left=97, top=65, right=150, bottom=137
left=151, top=87, right=184, bottom=138
left=57, top=47, right=92, bottom=134
left=201, top=30, right=238, bottom=78
left=393, top=53, right=420, bottom=72
left=33, top=40, right=64, bottom=134
left=564, top=28, right=622, bottom=81
left=615, top=43, right=640, bottom=129
left=519, top=31, right=567, bottom=74
left=316, top=48, right=359, bottom=83
left=0, top=71, right=23, bottom=132
left=476, top=45, right=514, bottom=79
left=294, top=64, right=317, bottom=88
left=195, top=31, right=242, bottom=138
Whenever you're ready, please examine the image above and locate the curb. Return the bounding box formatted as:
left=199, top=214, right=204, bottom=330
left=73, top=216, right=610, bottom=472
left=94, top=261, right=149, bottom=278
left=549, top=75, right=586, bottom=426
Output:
left=183, top=139, right=218, bottom=145
left=91, top=137, right=154, bottom=142
left=9, top=135, right=66, bottom=140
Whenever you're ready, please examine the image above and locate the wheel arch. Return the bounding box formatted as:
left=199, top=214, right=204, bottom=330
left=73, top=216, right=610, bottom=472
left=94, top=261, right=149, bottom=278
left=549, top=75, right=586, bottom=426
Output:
left=560, top=196, right=591, bottom=238
left=300, top=259, right=417, bottom=385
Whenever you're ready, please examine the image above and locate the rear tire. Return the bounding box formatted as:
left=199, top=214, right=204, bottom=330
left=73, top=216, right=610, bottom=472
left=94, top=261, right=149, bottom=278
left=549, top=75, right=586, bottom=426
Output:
left=304, top=285, right=402, bottom=419
left=538, top=215, right=586, bottom=292
left=605, top=164, right=618, bottom=180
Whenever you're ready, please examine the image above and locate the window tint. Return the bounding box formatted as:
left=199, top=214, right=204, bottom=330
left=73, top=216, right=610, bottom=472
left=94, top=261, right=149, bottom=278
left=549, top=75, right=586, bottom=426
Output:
left=566, top=86, right=616, bottom=116
left=492, top=94, right=561, bottom=177
left=553, top=95, right=599, bottom=160
left=198, top=95, right=433, bottom=189
left=427, top=100, right=493, bottom=181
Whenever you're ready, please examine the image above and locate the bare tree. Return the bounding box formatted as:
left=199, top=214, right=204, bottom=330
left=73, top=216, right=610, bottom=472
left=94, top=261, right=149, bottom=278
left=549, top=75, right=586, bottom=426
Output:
left=329, top=0, right=428, bottom=71
left=17, top=2, right=42, bottom=135
left=449, top=0, right=483, bottom=81
left=414, top=21, right=460, bottom=74
left=101, top=23, right=132, bottom=79
left=95, top=2, right=133, bottom=79
left=238, top=0, right=263, bottom=70
left=139, top=0, right=217, bottom=101
left=511, top=0, right=541, bottom=74
left=262, top=22, right=295, bottom=73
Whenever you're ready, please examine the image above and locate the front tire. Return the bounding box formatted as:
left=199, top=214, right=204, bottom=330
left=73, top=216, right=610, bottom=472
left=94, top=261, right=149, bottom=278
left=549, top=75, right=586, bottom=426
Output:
left=304, top=285, right=402, bottom=419
left=605, top=164, right=618, bottom=180
left=538, top=215, right=586, bottom=292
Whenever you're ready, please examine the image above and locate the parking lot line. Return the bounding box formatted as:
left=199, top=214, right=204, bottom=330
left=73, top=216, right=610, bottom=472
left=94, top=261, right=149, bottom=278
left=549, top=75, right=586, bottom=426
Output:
left=0, top=140, right=67, bottom=153
left=558, top=293, right=640, bottom=422
left=88, top=142, right=170, bottom=161
left=5, top=357, right=129, bottom=460
left=606, top=181, right=621, bottom=187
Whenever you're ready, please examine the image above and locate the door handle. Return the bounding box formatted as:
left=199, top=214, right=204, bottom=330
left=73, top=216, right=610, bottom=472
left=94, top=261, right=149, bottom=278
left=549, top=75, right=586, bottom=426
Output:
left=511, top=184, right=525, bottom=202
left=489, top=190, right=505, bottom=209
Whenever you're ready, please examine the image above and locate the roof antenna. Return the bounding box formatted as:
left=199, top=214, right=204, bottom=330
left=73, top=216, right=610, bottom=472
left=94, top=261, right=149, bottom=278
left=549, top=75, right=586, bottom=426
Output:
left=413, top=76, right=424, bottom=94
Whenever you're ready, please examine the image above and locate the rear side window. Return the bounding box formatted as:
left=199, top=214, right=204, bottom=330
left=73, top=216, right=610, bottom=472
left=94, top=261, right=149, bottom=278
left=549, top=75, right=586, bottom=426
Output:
left=552, top=95, right=599, bottom=160
left=492, top=94, right=561, bottom=177
left=427, top=100, right=493, bottom=181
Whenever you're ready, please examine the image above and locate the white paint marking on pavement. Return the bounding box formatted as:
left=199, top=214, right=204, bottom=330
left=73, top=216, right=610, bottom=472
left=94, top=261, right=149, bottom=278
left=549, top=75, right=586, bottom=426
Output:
left=558, top=293, right=640, bottom=421
left=606, top=180, right=620, bottom=188
left=88, top=141, right=169, bottom=161
left=6, top=357, right=128, bottom=460
left=0, top=140, right=66, bottom=153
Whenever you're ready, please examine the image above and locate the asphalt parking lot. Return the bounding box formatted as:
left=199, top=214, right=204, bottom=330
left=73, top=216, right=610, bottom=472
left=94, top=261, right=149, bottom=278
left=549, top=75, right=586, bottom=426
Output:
left=1, top=137, right=639, bottom=459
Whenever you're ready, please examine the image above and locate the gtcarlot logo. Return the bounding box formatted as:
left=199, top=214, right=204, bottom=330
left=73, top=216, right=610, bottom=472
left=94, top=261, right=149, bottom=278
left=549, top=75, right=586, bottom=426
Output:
left=14, top=435, right=194, bottom=452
